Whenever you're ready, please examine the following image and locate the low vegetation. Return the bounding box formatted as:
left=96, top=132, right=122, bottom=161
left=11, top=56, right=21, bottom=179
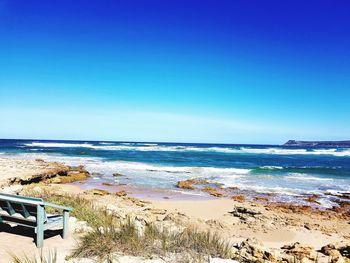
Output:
left=10, top=250, right=57, bottom=263
left=23, top=188, right=234, bottom=262
left=23, top=188, right=115, bottom=227
left=72, top=220, right=233, bottom=262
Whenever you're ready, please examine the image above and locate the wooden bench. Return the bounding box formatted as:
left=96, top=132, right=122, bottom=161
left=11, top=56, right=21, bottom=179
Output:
left=0, top=193, right=72, bottom=248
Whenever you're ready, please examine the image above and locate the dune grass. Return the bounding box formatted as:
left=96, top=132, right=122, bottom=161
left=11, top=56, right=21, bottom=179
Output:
left=10, top=250, right=57, bottom=263
left=23, top=188, right=234, bottom=262
left=71, top=219, right=233, bottom=262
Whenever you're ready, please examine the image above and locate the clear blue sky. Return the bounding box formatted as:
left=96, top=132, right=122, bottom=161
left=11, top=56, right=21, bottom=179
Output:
left=0, top=0, right=349, bottom=144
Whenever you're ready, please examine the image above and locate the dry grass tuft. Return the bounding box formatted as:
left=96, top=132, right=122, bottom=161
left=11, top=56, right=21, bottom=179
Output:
left=10, top=250, right=57, bottom=263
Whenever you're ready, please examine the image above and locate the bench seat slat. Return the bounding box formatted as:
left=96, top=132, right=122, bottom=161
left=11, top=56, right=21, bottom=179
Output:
left=5, top=201, right=16, bottom=215
left=20, top=203, right=31, bottom=218
left=0, top=210, right=37, bottom=222
left=0, top=215, right=37, bottom=227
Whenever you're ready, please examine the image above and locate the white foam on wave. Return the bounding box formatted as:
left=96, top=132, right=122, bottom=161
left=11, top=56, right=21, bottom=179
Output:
left=25, top=142, right=94, bottom=148
left=239, top=147, right=350, bottom=157
left=23, top=142, right=350, bottom=156
left=285, top=173, right=334, bottom=182
left=8, top=152, right=250, bottom=177
left=86, top=160, right=251, bottom=177
left=24, top=142, right=177, bottom=151
left=222, top=181, right=305, bottom=196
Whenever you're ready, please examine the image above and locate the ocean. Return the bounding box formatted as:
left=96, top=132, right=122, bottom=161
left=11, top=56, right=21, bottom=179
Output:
left=1, top=139, right=350, bottom=207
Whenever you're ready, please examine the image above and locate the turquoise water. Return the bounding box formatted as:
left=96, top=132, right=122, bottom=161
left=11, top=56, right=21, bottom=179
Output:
left=1, top=139, right=349, bottom=206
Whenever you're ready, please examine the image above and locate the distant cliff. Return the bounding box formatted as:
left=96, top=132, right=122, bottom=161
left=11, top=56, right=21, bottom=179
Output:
left=284, top=140, right=350, bottom=147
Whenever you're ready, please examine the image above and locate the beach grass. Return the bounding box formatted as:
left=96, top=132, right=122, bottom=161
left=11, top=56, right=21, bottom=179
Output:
left=71, top=219, right=233, bottom=262
left=10, top=250, right=57, bottom=263
left=23, top=188, right=234, bottom=262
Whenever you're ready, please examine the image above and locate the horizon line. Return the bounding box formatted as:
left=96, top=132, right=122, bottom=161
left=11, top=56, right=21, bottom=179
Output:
left=0, top=137, right=286, bottom=146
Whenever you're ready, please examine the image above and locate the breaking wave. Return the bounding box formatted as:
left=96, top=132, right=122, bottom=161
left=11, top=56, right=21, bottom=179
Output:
left=23, top=142, right=350, bottom=156
left=284, top=173, right=334, bottom=182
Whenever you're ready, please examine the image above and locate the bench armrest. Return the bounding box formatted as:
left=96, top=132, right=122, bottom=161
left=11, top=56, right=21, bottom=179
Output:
left=43, top=202, right=73, bottom=212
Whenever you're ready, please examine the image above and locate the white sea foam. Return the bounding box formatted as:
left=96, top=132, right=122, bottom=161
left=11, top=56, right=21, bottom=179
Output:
left=25, top=142, right=95, bottom=148
left=85, top=160, right=251, bottom=177
left=239, top=147, right=350, bottom=157
left=221, top=182, right=305, bottom=196
left=8, top=152, right=250, bottom=176
left=23, top=142, right=350, bottom=156
left=285, top=173, right=334, bottom=182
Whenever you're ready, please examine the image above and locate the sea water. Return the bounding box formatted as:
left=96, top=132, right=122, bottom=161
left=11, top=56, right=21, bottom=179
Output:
left=1, top=139, right=349, bottom=206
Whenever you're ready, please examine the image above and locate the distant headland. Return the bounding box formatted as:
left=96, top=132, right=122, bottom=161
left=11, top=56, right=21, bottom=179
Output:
left=284, top=140, right=350, bottom=147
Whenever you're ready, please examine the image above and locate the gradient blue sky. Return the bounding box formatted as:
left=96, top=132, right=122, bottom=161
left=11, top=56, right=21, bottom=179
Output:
left=0, top=0, right=349, bottom=144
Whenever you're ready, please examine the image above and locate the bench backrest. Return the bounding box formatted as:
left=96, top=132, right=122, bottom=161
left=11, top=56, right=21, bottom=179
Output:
left=0, top=193, right=46, bottom=226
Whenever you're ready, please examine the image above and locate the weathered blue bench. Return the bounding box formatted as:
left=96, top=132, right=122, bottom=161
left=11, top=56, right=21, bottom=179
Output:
left=0, top=193, right=72, bottom=248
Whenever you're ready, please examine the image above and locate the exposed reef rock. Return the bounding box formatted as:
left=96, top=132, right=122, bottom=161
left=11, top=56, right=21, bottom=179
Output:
left=176, top=178, right=209, bottom=190
left=0, top=158, right=89, bottom=187
left=202, top=186, right=223, bottom=197
left=113, top=172, right=125, bottom=177
left=321, top=242, right=350, bottom=262
left=49, top=165, right=90, bottom=184
left=230, top=206, right=262, bottom=222
left=85, top=188, right=110, bottom=196
left=231, top=195, right=246, bottom=202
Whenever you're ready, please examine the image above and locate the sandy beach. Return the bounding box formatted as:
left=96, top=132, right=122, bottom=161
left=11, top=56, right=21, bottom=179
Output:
left=0, top=157, right=349, bottom=262
left=2, top=0, right=350, bottom=261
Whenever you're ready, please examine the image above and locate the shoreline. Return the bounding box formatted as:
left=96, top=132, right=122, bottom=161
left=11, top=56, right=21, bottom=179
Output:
left=2, top=152, right=350, bottom=209
left=0, top=157, right=349, bottom=262
left=1, top=156, right=349, bottom=215
left=71, top=176, right=350, bottom=211
left=1, top=156, right=349, bottom=212
left=71, top=178, right=217, bottom=201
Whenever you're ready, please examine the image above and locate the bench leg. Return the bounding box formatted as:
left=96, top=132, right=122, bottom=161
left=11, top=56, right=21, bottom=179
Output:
left=63, top=210, right=69, bottom=239
left=36, top=228, right=44, bottom=248
left=36, top=204, right=45, bottom=248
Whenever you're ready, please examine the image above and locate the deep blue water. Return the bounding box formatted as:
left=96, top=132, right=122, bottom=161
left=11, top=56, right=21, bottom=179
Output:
left=1, top=139, right=349, bottom=206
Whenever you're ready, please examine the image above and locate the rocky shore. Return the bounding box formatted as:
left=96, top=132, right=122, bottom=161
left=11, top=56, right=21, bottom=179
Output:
left=0, top=157, right=90, bottom=187
left=0, top=157, right=349, bottom=263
